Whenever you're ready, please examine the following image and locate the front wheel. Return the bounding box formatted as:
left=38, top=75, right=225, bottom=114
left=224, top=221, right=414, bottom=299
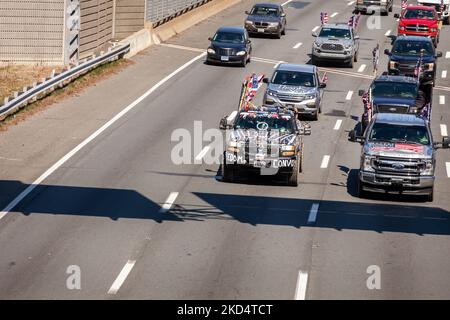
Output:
left=354, top=50, right=358, bottom=62
left=427, top=188, right=434, bottom=202
left=357, top=179, right=366, bottom=198
left=287, top=162, right=299, bottom=186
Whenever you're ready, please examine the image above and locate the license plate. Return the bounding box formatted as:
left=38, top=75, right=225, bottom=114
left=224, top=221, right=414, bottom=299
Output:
left=221, top=56, right=229, bottom=61
left=257, top=28, right=265, bottom=33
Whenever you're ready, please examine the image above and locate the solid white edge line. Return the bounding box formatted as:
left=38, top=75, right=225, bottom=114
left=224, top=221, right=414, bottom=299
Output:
left=441, top=124, right=448, bottom=137
left=442, top=70, right=447, bottom=79
left=307, top=203, right=320, bottom=224
left=320, top=155, right=330, bottom=169
left=293, top=42, right=303, bottom=49
left=107, top=260, right=136, bottom=295
left=440, top=95, right=445, bottom=104
left=446, top=162, right=450, bottom=178
left=334, top=119, right=343, bottom=130
left=294, top=271, right=309, bottom=300
left=346, top=90, right=354, bottom=100
left=0, top=52, right=206, bottom=221
left=312, top=26, right=319, bottom=32
left=331, top=12, right=339, bottom=18
left=385, top=29, right=391, bottom=36
left=357, top=64, right=366, bottom=73
left=159, top=192, right=179, bottom=213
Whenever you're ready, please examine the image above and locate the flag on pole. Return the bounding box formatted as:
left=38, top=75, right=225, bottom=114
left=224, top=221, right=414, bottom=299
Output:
left=355, top=13, right=361, bottom=28
left=348, top=15, right=355, bottom=28
left=420, top=102, right=432, bottom=122
left=322, top=72, right=328, bottom=83
left=320, top=12, right=329, bottom=25
left=401, top=0, right=408, bottom=12
left=414, top=54, right=423, bottom=78
left=241, top=73, right=264, bottom=111
left=372, top=44, right=380, bottom=74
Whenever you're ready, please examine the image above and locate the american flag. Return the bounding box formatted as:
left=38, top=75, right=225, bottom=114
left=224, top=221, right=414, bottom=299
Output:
left=322, top=72, right=328, bottom=83
left=246, top=73, right=264, bottom=102
left=414, top=54, right=423, bottom=78
left=355, top=12, right=361, bottom=28
left=372, top=44, right=380, bottom=73
left=320, top=12, right=329, bottom=25
left=401, top=0, right=408, bottom=12
left=348, top=15, right=355, bottom=27
left=441, top=0, right=445, bottom=13
left=420, top=102, right=432, bottom=122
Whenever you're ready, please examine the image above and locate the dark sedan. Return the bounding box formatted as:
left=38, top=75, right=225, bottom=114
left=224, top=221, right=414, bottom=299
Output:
left=206, top=27, right=252, bottom=67
left=244, top=3, right=286, bottom=38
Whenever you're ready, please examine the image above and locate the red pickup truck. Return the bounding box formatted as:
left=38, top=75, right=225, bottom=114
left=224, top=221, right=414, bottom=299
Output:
left=395, top=5, right=440, bottom=47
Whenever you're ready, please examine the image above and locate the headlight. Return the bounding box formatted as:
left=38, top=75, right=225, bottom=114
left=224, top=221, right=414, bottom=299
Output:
left=267, top=89, right=278, bottom=97
left=424, top=63, right=434, bottom=71
left=389, top=61, right=398, bottom=69
left=313, top=42, right=320, bottom=48
left=304, top=94, right=316, bottom=101
left=245, top=20, right=253, bottom=25
left=269, top=22, right=280, bottom=27
left=281, top=145, right=296, bottom=157
left=207, top=48, right=215, bottom=54
left=361, top=155, right=375, bottom=172
left=344, top=44, right=352, bottom=50
left=236, top=51, right=247, bottom=56
left=399, top=25, right=405, bottom=31
left=227, top=141, right=240, bottom=153
left=381, top=0, right=387, bottom=3
left=421, top=159, right=434, bottom=176
left=430, top=28, right=437, bottom=32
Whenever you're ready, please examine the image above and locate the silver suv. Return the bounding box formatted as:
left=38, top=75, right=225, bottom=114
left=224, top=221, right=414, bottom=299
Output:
left=262, top=64, right=326, bottom=120
left=311, top=23, right=360, bottom=68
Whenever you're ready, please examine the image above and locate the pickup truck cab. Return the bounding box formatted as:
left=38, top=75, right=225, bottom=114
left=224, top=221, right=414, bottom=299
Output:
left=394, top=5, right=440, bottom=46
left=350, top=113, right=450, bottom=201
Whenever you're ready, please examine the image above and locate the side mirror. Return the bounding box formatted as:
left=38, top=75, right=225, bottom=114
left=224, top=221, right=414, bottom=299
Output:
left=443, top=136, right=450, bottom=149
left=349, top=129, right=364, bottom=142
left=312, top=32, right=318, bottom=37
left=208, top=37, right=213, bottom=41
left=319, top=82, right=327, bottom=88
left=358, top=89, right=366, bottom=97
left=245, top=11, right=250, bottom=15
left=263, top=77, right=270, bottom=84
left=384, top=48, right=391, bottom=56
left=247, top=39, right=252, bottom=44
left=394, top=13, right=400, bottom=18
left=436, top=51, right=443, bottom=58
left=281, top=13, right=286, bottom=17
left=219, top=116, right=230, bottom=130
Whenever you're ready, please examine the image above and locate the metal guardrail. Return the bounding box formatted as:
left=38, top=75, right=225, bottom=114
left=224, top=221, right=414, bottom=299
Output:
left=146, top=0, right=212, bottom=27
left=0, top=43, right=130, bottom=121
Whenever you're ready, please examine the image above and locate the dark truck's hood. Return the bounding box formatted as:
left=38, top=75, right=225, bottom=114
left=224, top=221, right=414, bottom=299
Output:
left=390, top=53, right=435, bottom=64
left=268, top=83, right=317, bottom=95
left=372, top=96, right=416, bottom=107
left=364, top=141, right=432, bottom=159
left=246, top=15, right=281, bottom=23
left=230, top=129, right=296, bottom=145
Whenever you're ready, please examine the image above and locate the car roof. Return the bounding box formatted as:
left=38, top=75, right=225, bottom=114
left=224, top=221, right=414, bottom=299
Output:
left=375, top=75, right=418, bottom=84
left=374, top=113, right=427, bottom=126
left=320, top=23, right=351, bottom=30
left=216, top=26, right=246, bottom=33
left=253, top=3, right=280, bottom=8
left=405, top=5, right=437, bottom=10
left=394, top=35, right=433, bottom=43
left=276, top=63, right=316, bottom=73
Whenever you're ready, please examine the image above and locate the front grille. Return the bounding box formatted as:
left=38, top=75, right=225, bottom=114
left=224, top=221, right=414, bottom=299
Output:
left=405, top=24, right=429, bottom=32
left=277, top=93, right=305, bottom=103
left=217, top=48, right=235, bottom=56
left=376, top=105, right=410, bottom=113
left=254, top=22, right=269, bottom=28
left=321, top=43, right=344, bottom=52
left=397, top=63, right=416, bottom=74
left=372, top=156, right=425, bottom=176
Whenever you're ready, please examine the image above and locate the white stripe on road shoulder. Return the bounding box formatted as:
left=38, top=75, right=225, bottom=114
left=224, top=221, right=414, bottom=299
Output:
left=357, top=64, right=366, bottom=73
left=334, top=119, right=343, bottom=130
left=312, top=26, right=320, bottom=32
left=294, top=271, right=309, bottom=300
left=159, top=192, right=179, bottom=213
left=446, top=162, right=450, bottom=178
left=308, top=203, right=320, bottom=224
left=385, top=29, right=391, bottom=36
left=0, top=52, right=206, bottom=221
left=108, top=260, right=136, bottom=295
left=346, top=90, right=354, bottom=100
left=320, top=155, right=330, bottom=168
left=442, top=70, right=447, bottom=79
left=441, top=124, right=448, bottom=137
left=440, top=95, right=446, bottom=104
left=331, top=12, right=339, bottom=18
left=293, top=42, right=303, bottom=49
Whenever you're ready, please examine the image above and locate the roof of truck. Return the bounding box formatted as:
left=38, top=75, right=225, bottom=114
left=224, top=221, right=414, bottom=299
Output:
left=374, top=113, right=427, bottom=126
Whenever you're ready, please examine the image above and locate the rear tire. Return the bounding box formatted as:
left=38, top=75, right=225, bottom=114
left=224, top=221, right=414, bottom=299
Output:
left=354, top=50, right=358, bottom=62
left=312, top=110, right=319, bottom=121
left=241, top=57, right=247, bottom=68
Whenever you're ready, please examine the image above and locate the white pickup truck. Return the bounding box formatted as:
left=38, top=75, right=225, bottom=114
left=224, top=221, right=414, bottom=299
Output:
left=418, top=0, right=450, bottom=25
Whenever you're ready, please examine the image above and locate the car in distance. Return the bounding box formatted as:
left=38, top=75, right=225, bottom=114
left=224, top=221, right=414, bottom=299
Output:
left=394, top=5, right=440, bottom=46
left=311, top=23, right=360, bottom=68
left=220, top=106, right=311, bottom=186
left=350, top=113, right=450, bottom=201
left=262, top=64, right=326, bottom=120
left=355, top=0, right=394, bottom=16
left=245, top=3, right=287, bottom=38
left=385, top=36, right=442, bottom=86
left=206, top=27, right=252, bottom=67
left=418, top=0, right=449, bottom=25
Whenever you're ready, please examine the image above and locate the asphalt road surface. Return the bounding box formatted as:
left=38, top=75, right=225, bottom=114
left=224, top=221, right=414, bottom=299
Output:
left=1, top=0, right=450, bottom=299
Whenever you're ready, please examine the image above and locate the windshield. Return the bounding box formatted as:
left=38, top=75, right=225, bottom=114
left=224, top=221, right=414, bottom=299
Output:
left=250, top=6, right=280, bottom=16
left=392, top=40, right=434, bottom=56
left=420, top=4, right=442, bottom=12
left=404, top=9, right=436, bottom=19
left=235, top=114, right=295, bottom=132
left=372, top=82, right=418, bottom=99
left=318, top=27, right=351, bottom=39
left=369, top=123, right=430, bottom=145
left=213, top=32, right=244, bottom=44
left=271, top=71, right=315, bottom=87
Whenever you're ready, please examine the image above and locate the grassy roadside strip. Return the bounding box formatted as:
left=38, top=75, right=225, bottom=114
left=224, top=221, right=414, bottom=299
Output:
left=0, top=58, right=133, bottom=131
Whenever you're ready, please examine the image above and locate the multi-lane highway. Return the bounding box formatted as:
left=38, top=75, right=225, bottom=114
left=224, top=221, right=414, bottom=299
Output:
left=1, top=0, right=450, bottom=299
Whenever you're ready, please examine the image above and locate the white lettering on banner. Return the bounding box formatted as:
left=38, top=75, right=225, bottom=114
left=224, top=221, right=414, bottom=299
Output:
left=273, top=159, right=295, bottom=168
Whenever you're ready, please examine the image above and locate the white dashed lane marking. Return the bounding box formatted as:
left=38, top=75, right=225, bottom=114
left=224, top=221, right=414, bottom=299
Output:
left=293, top=42, right=303, bottom=49
left=308, top=203, right=320, bottom=224
left=440, top=95, right=445, bottom=105
left=294, top=271, right=309, bottom=300
left=334, top=119, right=343, bottom=130
left=159, top=192, right=179, bottom=213
left=357, top=64, right=366, bottom=73
left=346, top=90, right=354, bottom=100
left=441, top=124, right=448, bottom=137
left=442, top=70, right=447, bottom=79
left=331, top=12, right=339, bottom=17
left=107, top=260, right=136, bottom=295
left=320, top=155, right=330, bottom=168
left=385, top=29, right=391, bottom=36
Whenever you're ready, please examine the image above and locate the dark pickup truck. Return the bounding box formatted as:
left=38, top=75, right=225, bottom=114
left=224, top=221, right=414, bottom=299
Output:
left=358, top=75, right=429, bottom=133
